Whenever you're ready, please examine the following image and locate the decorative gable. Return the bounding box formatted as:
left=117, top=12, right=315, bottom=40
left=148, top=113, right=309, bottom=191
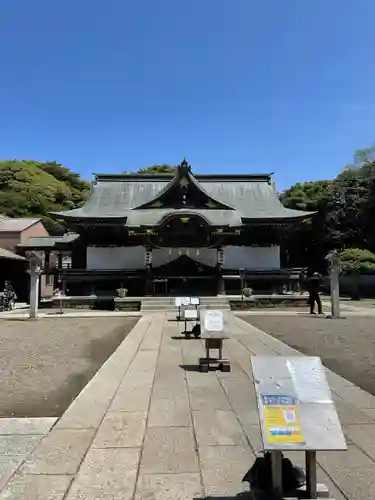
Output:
left=135, top=159, right=233, bottom=210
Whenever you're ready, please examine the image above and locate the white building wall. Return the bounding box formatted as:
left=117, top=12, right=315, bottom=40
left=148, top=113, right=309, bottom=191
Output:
left=86, top=245, right=280, bottom=270
left=222, top=246, right=280, bottom=270
left=152, top=248, right=216, bottom=267
left=86, top=246, right=145, bottom=270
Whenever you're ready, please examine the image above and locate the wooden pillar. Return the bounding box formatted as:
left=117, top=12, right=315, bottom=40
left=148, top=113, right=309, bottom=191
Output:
left=217, top=248, right=225, bottom=296
left=145, top=248, right=153, bottom=296
left=44, top=250, right=50, bottom=271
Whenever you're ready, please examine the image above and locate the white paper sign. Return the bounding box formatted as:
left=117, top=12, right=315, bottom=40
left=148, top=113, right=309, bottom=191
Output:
left=204, top=310, right=224, bottom=332
left=184, top=309, right=198, bottom=320
left=190, top=297, right=200, bottom=305
left=175, top=297, right=191, bottom=307
left=286, top=358, right=332, bottom=404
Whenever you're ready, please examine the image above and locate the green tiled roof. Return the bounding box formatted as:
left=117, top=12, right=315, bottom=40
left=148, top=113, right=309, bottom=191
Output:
left=52, top=172, right=314, bottom=226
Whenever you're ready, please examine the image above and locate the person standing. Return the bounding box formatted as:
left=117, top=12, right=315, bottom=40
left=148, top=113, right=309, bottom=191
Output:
left=308, top=272, right=322, bottom=315
left=3, top=280, right=16, bottom=310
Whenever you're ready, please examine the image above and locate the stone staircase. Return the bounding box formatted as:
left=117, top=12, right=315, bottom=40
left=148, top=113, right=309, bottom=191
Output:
left=140, top=296, right=230, bottom=313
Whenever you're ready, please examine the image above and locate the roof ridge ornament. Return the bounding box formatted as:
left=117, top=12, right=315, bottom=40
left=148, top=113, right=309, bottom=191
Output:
left=178, top=158, right=191, bottom=177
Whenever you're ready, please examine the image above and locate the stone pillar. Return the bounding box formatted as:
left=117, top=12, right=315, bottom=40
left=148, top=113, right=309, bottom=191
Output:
left=29, top=273, right=40, bottom=319
left=27, top=254, right=42, bottom=320
left=326, top=251, right=341, bottom=319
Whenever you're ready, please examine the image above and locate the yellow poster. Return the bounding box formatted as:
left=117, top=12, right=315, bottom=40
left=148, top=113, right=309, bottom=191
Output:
left=264, top=405, right=304, bottom=444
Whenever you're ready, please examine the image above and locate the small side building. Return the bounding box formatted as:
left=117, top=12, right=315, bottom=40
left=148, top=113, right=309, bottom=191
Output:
left=0, top=217, right=53, bottom=299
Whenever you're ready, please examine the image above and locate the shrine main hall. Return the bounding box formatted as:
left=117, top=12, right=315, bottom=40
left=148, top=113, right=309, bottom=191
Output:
left=21, top=160, right=312, bottom=297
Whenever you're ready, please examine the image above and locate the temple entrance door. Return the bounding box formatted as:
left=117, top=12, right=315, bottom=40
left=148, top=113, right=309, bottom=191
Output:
left=152, top=255, right=217, bottom=296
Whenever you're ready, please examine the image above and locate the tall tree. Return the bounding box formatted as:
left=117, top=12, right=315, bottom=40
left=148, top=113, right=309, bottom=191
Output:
left=280, top=180, right=333, bottom=270
left=137, top=164, right=176, bottom=174
left=0, top=160, right=90, bottom=234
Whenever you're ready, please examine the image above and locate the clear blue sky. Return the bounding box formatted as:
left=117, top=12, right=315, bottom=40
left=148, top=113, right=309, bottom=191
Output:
left=1, top=0, right=375, bottom=190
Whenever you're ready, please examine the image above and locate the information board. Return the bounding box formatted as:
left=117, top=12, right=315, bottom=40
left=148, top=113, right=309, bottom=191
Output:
left=262, top=395, right=304, bottom=444
left=202, top=310, right=224, bottom=334
left=251, top=356, right=347, bottom=451
left=183, top=308, right=199, bottom=320
left=175, top=297, right=191, bottom=307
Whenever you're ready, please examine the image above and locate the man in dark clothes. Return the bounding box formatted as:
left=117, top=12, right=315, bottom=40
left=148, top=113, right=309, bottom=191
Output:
left=308, top=272, right=322, bottom=315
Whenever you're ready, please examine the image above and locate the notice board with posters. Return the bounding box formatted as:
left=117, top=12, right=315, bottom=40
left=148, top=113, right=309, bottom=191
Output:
left=251, top=356, right=347, bottom=451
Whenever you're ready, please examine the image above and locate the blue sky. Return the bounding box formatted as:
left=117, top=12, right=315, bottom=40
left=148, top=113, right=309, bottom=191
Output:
left=1, top=0, right=375, bottom=190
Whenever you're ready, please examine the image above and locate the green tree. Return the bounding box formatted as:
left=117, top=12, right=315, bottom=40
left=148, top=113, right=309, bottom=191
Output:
left=280, top=180, right=333, bottom=270
left=339, top=248, right=375, bottom=300
left=280, top=158, right=375, bottom=269
left=0, top=160, right=90, bottom=235
left=137, top=164, right=176, bottom=174
left=344, top=145, right=375, bottom=169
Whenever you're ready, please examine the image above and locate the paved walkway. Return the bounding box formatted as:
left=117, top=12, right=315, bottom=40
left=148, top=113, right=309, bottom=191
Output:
left=0, top=418, right=56, bottom=491
left=1, top=313, right=375, bottom=499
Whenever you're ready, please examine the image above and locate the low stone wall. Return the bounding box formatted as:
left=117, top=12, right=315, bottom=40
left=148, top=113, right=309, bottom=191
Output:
left=51, top=296, right=114, bottom=310
left=229, top=295, right=308, bottom=310
left=322, top=275, right=375, bottom=298
left=113, top=298, right=141, bottom=311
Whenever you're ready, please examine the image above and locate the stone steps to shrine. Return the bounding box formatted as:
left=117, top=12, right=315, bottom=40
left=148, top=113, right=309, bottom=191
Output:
left=140, top=296, right=230, bottom=312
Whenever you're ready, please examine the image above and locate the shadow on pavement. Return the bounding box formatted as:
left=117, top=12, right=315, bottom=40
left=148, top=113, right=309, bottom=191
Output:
left=194, top=493, right=254, bottom=500
left=171, top=336, right=201, bottom=340
left=180, top=364, right=217, bottom=372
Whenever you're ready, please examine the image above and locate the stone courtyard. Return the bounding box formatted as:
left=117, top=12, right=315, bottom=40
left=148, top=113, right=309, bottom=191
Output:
left=1, top=311, right=375, bottom=499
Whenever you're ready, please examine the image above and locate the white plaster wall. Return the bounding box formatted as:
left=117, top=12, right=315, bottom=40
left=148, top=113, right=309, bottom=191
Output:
left=86, top=245, right=279, bottom=270
left=153, top=248, right=216, bottom=267
left=86, top=246, right=146, bottom=270
left=222, top=246, right=280, bottom=270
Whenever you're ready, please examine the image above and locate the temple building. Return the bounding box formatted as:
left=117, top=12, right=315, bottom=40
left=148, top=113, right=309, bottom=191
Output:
left=18, top=160, right=313, bottom=297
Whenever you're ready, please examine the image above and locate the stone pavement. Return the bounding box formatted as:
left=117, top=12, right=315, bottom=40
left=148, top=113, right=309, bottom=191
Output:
left=1, top=312, right=375, bottom=499
left=0, top=418, right=56, bottom=491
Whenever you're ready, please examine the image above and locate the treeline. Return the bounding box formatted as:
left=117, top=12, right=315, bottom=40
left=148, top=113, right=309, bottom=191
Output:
left=281, top=160, right=375, bottom=270
left=0, top=160, right=90, bottom=234
left=1, top=157, right=375, bottom=271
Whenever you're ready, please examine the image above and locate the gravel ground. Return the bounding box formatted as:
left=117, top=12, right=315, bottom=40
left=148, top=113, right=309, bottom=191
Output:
left=240, top=314, right=375, bottom=396
left=0, top=317, right=139, bottom=418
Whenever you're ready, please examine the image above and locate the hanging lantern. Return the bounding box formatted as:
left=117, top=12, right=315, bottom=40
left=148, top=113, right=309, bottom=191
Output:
left=144, top=251, right=152, bottom=265
left=217, top=250, right=224, bottom=265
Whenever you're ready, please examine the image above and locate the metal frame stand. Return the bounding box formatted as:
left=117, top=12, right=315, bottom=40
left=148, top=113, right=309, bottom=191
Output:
left=198, top=337, right=230, bottom=372
left=270, top=450, right=318, bottom=499
left=305, top=450, right=318, bottom=499
left=271, top=451, right=283, bottom=497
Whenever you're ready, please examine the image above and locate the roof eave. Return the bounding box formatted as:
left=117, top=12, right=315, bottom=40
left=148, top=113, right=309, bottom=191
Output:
left=241, top=211, right=316, bottom=224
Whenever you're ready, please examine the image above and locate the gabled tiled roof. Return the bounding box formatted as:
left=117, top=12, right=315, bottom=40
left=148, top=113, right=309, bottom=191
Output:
left=52, top=170, right=314, bottom=226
